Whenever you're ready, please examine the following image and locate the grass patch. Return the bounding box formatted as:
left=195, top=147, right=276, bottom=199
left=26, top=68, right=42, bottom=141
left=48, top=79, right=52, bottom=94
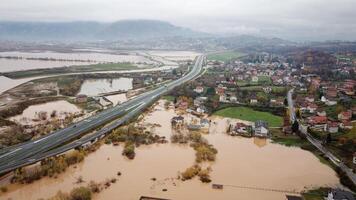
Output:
left=302, top=187, right=329, bottom=200
left=207, top=51, right=245, bottom=62
left=214, top=107, right=283, bottom=127
left=161, top=95, right=175, bottom=102
left=257, top=76, right=272, bottom=84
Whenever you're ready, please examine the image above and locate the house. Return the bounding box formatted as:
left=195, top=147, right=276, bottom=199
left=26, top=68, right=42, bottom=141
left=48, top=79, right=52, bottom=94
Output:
left=76, top=94, right=88, bottom=103
left=340, top=120, right=353, bottom=129
left=212, top=184, right=223, bottom=189
left=316, top=108, right=327, bottom=117
left=177, top=101, right=189, bottom=110
left=194, top=86, right=204, bottom=94
left=327, top=122, right=339, bottom=133
left=326, top=189, right=355, bottom=200
left=338, top=110, right=352, bottom=121
left=171, top=116, right=184, bottom=127
left=200, top=118, right=210, bottom=129
left=196, top=105, right=207, bottom=114
left=233, top=123, right=249, bottom=134
left=326, top=99, right=338, bottom=106
left=262, top=87, right=272, bottom=93
left=307, top=103, right=318, bottom=113
left=254, top=120, right=269, bottom=137
left=308, top=116, right=328, bottom=125
left=326, top=87, right=338, bottom=98
left=308, top=116, right=328, bottom=131
left=219, top=95, right=227, bottom=102
left=285, top=195, right=303, bottom=200
left=305, top=96, right=315, bottom=103
left=251, top=76, right=259, bottom=82
left=230, top=96, right=237, bottom=103
left=194, top=97, right=207, bottom=107
left=216, top=87, right=225, bottom=95
left=140, top=196, right=170, bottom=200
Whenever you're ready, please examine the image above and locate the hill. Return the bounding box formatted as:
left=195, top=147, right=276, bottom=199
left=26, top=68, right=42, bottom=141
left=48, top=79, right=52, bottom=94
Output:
left=0, top=20, right=204, bottom=41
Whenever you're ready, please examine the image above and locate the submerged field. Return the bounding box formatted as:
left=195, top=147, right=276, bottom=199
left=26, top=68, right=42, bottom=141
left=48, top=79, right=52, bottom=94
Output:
left=213, top=106, right=283, bottom=127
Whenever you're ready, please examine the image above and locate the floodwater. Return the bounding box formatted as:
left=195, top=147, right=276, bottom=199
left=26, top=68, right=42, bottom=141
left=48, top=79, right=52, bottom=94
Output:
left=147, top=51, right=201, bottom=61
left=9, top=100, right=81, bottom=125
left=0, top=58, right=93, bottom=73
left=105, top=94, right=128, bottom=106
left=0, top=51, right=156, bottom=73
left=0, top=101, right=340, bottom=200
left=78, top=78, right=133, bottom=96
left=0, top=51, right=153, bottom=64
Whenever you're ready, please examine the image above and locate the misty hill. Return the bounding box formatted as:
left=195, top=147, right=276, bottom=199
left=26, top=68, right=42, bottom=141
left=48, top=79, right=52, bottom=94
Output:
left=0, top=20, right=205, bottom=41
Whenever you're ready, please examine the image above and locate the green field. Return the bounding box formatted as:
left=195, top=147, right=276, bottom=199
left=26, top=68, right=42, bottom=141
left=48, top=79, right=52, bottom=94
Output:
left=238, top=86, right=286, bottom=92
left=214, top=107, right=283, bottom=127
left=235, top=76, right=272, bottom=86
left=207, top=51, right=245, bottom=62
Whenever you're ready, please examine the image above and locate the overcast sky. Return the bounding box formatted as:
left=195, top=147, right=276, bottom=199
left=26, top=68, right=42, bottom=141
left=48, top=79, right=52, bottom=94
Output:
left=1, top=0, right=355, bottom=41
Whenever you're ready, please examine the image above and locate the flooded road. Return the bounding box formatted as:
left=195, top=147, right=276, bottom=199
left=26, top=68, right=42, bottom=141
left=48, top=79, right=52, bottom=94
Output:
left=0, top=101, right=340, bottom=200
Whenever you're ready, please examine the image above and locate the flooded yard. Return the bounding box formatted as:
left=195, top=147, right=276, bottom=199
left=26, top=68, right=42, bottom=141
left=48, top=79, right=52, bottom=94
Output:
left=0, top=100, right=340, bottom=200
left=78, top=78, right=133, bottom=96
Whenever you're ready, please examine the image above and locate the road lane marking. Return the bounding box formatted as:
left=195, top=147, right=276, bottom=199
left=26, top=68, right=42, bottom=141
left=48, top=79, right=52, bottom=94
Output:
left=0, top=147, right=23, bottom=159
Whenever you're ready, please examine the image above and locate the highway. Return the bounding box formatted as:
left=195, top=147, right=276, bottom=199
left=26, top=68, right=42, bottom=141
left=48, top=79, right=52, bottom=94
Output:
left=0, top=55, right=205, bottom=174
left=287, top=89, right=356, bottom=185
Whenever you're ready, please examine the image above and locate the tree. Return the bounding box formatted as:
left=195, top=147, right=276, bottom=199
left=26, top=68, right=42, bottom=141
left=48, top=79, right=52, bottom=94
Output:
left=326, top=133, right=332, bottom=144
left=291, top=120, right=299, bottom=133
left=284, top=98, right=288, bottom=106
left=206, top=87, right=215, bottom=96
left=295, top=109, right=302, bottom=119
left=70, top=187, right=92, bottom=200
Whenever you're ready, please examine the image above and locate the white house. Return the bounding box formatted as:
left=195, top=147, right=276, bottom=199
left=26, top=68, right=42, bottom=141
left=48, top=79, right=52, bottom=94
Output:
left=230, top=96, right=237, bottom=103
left=254, top=120, right=269, bottom=137
left=251, top=76, right=259, bottom=82
left=194, top=86, right=204, bottom=94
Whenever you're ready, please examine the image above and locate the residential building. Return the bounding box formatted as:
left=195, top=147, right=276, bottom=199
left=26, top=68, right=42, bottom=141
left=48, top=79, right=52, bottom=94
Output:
left=338, top=110, right=352, bottom=121
left=251, top=76, right=259, bottom=82
left=76, top=94, right=88, bottom=103
left=254, top=120, right=269, bottom=137
left=327, top=122, right=339, bottom=133
left=326, top=189, right=355, bottom=200
left=194, top=86, right=204, bottom=94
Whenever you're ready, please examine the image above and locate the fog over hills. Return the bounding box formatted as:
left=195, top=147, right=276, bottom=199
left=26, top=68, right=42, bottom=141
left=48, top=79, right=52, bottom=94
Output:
left=0, top=20, right=206, bottom=41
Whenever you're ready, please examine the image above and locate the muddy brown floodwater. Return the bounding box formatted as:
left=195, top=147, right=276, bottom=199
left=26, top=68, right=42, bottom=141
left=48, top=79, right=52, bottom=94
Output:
left=9, top=100, right=82, bottom=125
left=0, top=100, right=340, bottom=200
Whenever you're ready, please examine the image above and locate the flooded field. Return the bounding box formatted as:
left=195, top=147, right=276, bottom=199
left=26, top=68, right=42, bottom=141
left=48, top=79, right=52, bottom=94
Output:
left=0, top=51, right=156, bottom=73
left=105, top=94, right=128, bottom=106
left=78, top=78, right=133, bottom=96
left=9, top=100, right=81, bottom=125
left=0, top=100, right=340, bottom=200
left=0, top=58, right=94, bottom=72
left=147, top=51, right=201, bottom=61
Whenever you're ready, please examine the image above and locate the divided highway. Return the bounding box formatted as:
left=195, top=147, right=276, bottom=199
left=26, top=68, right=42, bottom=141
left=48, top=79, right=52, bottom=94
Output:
left=0, top=55, right=205, bottom=174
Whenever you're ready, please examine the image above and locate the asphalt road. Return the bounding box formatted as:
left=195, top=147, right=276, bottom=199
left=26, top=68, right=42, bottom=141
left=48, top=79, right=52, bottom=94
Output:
left=288, top=89, right=356, bottom=185
left=0, top=55, right=205, bottom=174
